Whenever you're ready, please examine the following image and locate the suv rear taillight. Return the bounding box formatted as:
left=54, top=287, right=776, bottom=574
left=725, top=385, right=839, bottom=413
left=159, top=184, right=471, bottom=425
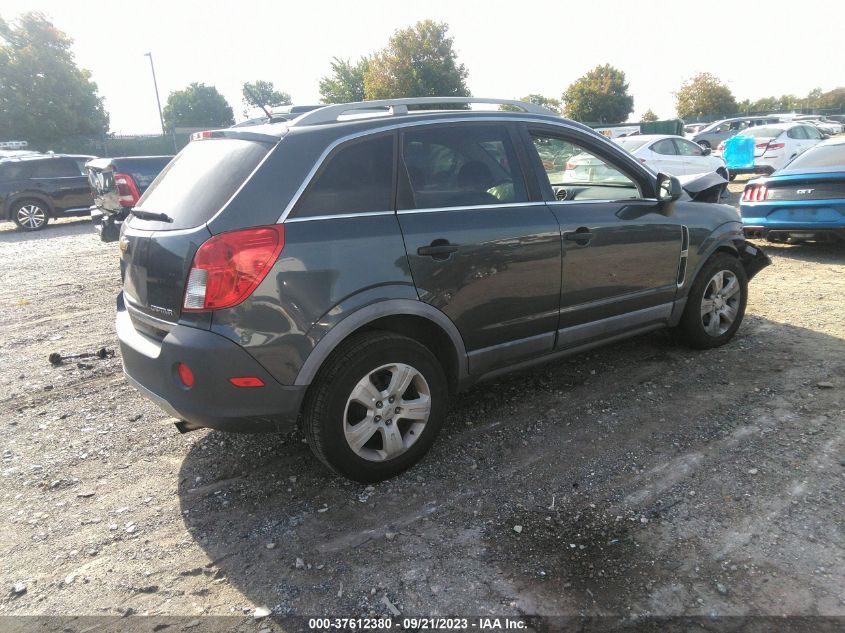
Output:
left=742, top=184, right=768, bottom=202
left=183, top=225, right=285, bottom=311
left=114, top=173, right=141, bottom=208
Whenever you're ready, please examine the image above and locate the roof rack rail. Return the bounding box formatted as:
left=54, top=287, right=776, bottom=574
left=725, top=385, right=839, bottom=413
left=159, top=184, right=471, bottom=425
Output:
left=291, top=97, right=559, bottom=127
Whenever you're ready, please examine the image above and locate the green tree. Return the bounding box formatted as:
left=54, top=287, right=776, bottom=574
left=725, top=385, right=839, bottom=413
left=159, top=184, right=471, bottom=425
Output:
left=562, top=64, right=634, bottom=123
left=364, top=20, right=470, bottom=101
left=0, top=12, right=108, bottom=145
left=499, top=94, right=561, bottom=113
left=675, top=73, right=737, bottom=119
left=522, top=94, right=561, bottom=114
left=818, top=87, right=845, bottom=110
left=242, top=80, right=291, bottom=115
left=641, top=109, right=659, bottom=122
left=319, top=57, right=369, bottom=104
left=163, top=83, right=234, bottom=130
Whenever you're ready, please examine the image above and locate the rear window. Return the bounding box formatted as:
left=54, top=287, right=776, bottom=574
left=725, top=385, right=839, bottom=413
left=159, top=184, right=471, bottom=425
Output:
left=746, top=127, right=783, bottom=139
left=134, top=139, right=270, bottom=230
left=781, top=144, right=845, bottom=171
left=613, top=138, right=649, bottom=152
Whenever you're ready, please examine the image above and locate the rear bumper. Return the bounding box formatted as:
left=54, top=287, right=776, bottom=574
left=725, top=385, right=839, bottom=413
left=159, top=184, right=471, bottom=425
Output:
left=743, top=226, right=845, bottom=241
left=116, top=293, right=306, bottom=433
left=90, top=206, right=126, bottom=243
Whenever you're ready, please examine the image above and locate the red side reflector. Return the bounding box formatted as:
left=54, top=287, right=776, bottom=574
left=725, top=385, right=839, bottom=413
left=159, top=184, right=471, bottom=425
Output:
left=229, top=376, right=265, bottom=388
left=177, top=363, right=195, bottom=387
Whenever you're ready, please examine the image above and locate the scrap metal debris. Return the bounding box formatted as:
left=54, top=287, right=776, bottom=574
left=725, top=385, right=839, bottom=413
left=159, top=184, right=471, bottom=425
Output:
left=49, top=347, right=114, bottom=365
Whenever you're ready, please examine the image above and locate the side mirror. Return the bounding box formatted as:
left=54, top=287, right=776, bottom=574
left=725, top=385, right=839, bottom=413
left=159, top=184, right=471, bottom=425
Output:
left=657, top=173, right=682, bottom=203
left=701, top=146, right=712, bottom=156
left=821, top=133, right=831, bottom=140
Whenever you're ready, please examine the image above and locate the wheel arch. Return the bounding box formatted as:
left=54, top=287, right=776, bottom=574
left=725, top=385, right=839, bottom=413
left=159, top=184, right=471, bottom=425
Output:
left=294, top=300, right=468, bottom=393
left=6, top=192, right=55, bottom=220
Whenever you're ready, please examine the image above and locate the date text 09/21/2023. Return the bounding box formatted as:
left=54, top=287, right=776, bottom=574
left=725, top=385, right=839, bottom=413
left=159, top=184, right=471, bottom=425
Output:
left=308, top=617, right=528, bottom=630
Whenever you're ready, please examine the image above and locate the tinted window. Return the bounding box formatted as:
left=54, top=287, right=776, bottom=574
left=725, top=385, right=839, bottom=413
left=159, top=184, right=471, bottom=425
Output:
left=531, top=133, right=641, bottom=201
left=787, top=127, right=807, bottom=140
left=31, top=159, right=79, bottom=178
left=0, top=163, right=29, bottom=181
left=651, top=139, right=677, bottom=155
left=676, top=139, right=703, bottom=156
left=135, top=138, right=270, bottom=230
left=400, top=125, right=527, bottom=210
left=295, top=135, right=394, bottom=217
left=781, top=144, right=845, bottom=171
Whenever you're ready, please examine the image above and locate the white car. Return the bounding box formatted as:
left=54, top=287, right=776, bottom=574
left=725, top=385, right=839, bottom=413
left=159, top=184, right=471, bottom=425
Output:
left=737, top=123, right=826, bottom=174
left=793, top=116, right=843, bottom=135
left=613, top=135, right=728, bottom=177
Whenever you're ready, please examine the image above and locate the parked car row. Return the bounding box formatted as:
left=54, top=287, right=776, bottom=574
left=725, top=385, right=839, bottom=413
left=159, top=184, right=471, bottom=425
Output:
left=0, top=150, right=173, bottom=233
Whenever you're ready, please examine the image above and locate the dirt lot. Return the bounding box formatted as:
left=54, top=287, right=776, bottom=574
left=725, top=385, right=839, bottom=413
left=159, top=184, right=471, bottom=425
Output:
left=1, top=180, right=843, bottom=627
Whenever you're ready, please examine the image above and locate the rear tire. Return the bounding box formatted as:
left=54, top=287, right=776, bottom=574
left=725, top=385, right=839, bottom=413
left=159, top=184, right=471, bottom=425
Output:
left=302, top=330, right=448, bottom=482
left=677, top=253, right=748, bottom=349
left=698, top=140, right=711, bottom=150
left=12, top=200, right=49, bottom=231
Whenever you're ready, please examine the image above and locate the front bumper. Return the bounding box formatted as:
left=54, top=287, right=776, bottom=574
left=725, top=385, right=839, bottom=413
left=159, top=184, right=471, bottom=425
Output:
left=116, top=293, right=306, bottom=433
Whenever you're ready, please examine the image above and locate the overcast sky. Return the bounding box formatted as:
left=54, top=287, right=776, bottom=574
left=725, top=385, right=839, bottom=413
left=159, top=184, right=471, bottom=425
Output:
left=3, top=0, right=843, bottom=134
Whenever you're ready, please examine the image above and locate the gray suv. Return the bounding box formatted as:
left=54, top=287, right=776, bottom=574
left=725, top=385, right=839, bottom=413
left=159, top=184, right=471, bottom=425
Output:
left=116, top=97, right=770, bottom=482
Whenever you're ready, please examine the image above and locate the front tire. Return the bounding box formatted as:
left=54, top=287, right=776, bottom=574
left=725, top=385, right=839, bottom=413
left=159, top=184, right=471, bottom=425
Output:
left=677, top=253, right=748, bottom=349
left=12, top=200, right=49, bottom=231
left=302, top=331, right=448, bottom=482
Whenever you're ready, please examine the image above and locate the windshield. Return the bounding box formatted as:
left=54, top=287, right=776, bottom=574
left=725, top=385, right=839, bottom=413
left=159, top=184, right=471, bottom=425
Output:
left=614, top=138, right=650, bottom=152
left=781, top=144, right=845, bottom=171
left=746, top=127, right=783, bottom=139
left=134, top=138, right=271, bottom=230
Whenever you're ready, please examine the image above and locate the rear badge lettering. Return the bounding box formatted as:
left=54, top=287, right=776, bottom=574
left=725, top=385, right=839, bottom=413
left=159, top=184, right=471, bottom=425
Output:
left=796, top=189, right=814, bottom=195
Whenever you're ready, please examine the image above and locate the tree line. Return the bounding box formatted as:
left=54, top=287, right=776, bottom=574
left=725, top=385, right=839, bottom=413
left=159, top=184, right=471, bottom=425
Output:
left=2, top=12, right=844, bottom=145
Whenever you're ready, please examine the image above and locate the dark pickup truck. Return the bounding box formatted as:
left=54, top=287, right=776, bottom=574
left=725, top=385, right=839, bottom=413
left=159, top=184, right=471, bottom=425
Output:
left=86, top=156, right=172, bottom=242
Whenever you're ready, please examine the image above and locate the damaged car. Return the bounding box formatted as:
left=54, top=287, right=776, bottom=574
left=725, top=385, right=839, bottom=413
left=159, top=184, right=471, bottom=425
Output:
left=114, top=97, right=770, bottom=482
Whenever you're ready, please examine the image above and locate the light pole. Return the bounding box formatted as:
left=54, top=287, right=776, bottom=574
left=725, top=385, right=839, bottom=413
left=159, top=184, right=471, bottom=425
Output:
left=144, top=52, right=165, bottom=135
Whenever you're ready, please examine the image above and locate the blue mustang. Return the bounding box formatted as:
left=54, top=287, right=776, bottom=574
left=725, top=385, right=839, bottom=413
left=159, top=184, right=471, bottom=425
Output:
left=741, top=137, right=845, bottom=243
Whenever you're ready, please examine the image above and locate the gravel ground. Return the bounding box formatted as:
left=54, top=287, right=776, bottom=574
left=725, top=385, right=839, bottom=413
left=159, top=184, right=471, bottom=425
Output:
left=0, top=181, right=843, bottom=625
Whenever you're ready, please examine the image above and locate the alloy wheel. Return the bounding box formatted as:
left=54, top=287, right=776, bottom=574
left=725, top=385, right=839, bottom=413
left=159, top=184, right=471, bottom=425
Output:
left=16, top=204, right=46, bottom=230
left=700, top=270, right=741, bottom=336
left=343, top=362, right=431, bottom=462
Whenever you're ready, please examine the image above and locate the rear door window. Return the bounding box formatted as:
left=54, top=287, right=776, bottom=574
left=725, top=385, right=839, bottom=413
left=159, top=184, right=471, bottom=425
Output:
left=134, top=138, right=271, bottom=230
left=803, top=126, right=822, bottom=140
left=788, top=127, right=807, bottom=140
left=31, top=159, right=79, bottom=178
left=651, top=139, right=677, bottom=155
left=293, top=134, right=394, bottom=218
left=400, top=124, right=527, bottom=209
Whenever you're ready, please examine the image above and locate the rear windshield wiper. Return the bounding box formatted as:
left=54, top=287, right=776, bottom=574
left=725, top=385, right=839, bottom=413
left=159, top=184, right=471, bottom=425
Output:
left=130, top=209, right=173, bottom=223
